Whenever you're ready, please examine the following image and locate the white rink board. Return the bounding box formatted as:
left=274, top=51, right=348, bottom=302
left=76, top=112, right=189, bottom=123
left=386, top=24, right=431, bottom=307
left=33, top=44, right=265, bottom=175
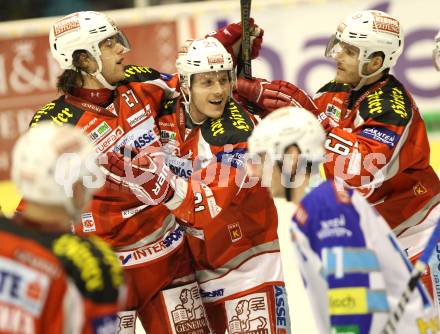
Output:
left=135, top=198, right=319, bottom=334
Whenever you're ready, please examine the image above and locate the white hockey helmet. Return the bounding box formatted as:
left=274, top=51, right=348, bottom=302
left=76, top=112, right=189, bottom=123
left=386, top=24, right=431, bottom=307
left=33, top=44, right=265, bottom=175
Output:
left=12, top=122, right=102, bottom=218
left=176, top=37, right=235, bottom=89
left=49, top=11, right=130, bottom=88
left=248, top=106, right=326, bottom=163
left=433, top=31, right=440, bottom=71
left=325, top=10, right=404, bottom=78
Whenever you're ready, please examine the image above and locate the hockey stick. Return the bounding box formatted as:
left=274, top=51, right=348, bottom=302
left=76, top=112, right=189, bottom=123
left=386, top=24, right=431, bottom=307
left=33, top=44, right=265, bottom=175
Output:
left=237, top=0, right=252, bottom=79
left=380, top=218, right=440, bottom=334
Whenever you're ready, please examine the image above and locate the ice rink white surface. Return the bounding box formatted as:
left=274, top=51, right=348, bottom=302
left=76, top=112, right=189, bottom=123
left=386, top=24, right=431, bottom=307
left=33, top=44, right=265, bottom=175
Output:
left=135, top=198, right=319, bottom=334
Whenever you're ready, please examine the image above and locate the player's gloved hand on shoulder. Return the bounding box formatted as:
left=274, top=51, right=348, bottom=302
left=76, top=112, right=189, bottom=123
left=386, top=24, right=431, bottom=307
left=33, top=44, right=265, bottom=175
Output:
left=236, top=77, right=319, bottom=116
left=206, top=18, right=264, bottom=65
left=100, top=148, right=175, bottom=206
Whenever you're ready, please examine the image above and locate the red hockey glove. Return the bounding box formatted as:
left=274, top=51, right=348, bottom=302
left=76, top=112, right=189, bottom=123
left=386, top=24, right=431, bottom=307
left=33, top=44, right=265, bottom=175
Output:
left=207, top=18, right=264, bottom=65
left=236, top=77, right=319, bottom=116
left=100, top=149, right=175, bottom=206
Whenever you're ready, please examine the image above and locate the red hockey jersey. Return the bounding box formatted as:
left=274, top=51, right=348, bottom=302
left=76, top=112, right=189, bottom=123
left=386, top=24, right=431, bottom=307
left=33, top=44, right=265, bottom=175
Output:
left=158, top=98, right=283, bottom=300
left=27, top=66, right=185, bottom=264
left=314, top=75, right=440, bottom=232
left=0, top=216, right=124, bottom=334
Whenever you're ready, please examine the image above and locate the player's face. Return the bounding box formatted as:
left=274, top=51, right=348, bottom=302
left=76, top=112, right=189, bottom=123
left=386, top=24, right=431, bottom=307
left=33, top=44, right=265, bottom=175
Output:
left=333, top=42, right=362, bottom=87
left=99, top=35, right=127, bottom=84
left=189, top=71, right=231, bottom=123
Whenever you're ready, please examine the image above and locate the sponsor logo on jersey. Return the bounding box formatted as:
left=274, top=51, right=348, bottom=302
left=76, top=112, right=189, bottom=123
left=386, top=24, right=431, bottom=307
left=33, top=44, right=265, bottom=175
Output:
left=317, top=215, right=352, bottom=240
left=216, top=148, right=246, bottom=169
left=82, top=117, right=98, bottom=132
left=124, top=65, right=153, bottom=77
left=33, top=103, right=75, bottom=126
left=413, top=182, right=428, bottom=196
left=53, top=234, right=106, bottom=292
left=227, top=223, right=242, bottom=243
left=118, top=311, right=136, bottom=330
left=121, top=204, right=148, bottom=219
left=390, top=87, right=408, bottom=119
left=162, top=281, right=211, bottom=334
left=228, top=103, right=251, bottom=132
left=210, top=118, right=225, bottom=137
left=95, top=126, right=124, bottom=154
left=112, top=118, right=158, bottom=153
left=160, top=129, right=177, bottom=142
left=116, top=226, right=184, bottom=267
left=167, top=155, right=192, bottom=179
left=0, top=257, right=50, bottom=316
left=200, top=288, right=224, bottom=298
left=87, top=121, right=111, bottom=144
left=15, top=250, right=61, bottom=278
left=359, top=126, right=400, bottom=148
left=0, top=304, right=35, bottom=333
left=81, top=212, right=96, bottom=232
left=366, top=90, right=384, bottom=115
left=274, top=286, right=290, bottom=334
left=127, top=106, right=149, bottom=128
left=225, top=292, right=270, bottom=334
left=326, top=103, right=342, bottom=122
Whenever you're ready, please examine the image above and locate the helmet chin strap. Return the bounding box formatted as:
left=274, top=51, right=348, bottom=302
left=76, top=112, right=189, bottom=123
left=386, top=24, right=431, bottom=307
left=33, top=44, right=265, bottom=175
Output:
left=353, top=61, right=385, bottom=91
left=92, top=71, right=117, bottom=90
left=180, top=87, right=205, bottom=125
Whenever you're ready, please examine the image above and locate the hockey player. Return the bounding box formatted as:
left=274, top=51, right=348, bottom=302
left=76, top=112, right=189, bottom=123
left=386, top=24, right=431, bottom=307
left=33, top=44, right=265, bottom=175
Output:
left=239, top=9, right=440, bottom=304
left=247, top=106, right=439, bottom=333
left=26, top=10, right=264, bottom=333
left=164, top=37, right=289, bottom=334
left=103, top=37, right=290, bottom=334
left=1, top=122, right=125, bottom=334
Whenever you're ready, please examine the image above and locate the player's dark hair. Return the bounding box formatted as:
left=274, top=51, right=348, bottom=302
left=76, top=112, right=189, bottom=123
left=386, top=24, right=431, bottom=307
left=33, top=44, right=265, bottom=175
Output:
left=56, top=50, right=86, bottom=94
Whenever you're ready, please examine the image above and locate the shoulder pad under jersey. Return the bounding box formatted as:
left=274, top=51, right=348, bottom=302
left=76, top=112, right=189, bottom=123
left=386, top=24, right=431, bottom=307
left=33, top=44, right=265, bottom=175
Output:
left=29, top=96, right=84, bottom=128
left=51, top=234, right=123, bottom=304
left=119, top=65, right=162, bottom=84
left=316, top=80, right=351, bottom=94
left=201, top=99, right=254, bottom=147
left=358, top=75, right=412, bottom=126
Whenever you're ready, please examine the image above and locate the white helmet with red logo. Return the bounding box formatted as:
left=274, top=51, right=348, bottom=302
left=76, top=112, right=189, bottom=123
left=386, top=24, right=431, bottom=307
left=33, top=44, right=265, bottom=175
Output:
left=248, top=106, right=326, bottom=163
left=433, top=31, right=440, bottom=71
left=12, top=122, right=103, bottom=218
left=325, top=10, right=404, bottom=78
left=176, top=37, right=234, bottom=89
left=49, top=11, right=130, bottom=88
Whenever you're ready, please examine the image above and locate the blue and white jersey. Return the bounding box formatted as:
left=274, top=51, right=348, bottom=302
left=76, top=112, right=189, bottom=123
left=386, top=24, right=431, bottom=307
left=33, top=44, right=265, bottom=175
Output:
left=291, top=180, right=438, bottom=334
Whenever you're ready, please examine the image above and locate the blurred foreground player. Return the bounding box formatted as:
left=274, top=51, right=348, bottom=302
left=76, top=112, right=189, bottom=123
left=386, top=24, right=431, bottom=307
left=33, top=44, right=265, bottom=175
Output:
left=0, top=122, right=125, bottom=334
